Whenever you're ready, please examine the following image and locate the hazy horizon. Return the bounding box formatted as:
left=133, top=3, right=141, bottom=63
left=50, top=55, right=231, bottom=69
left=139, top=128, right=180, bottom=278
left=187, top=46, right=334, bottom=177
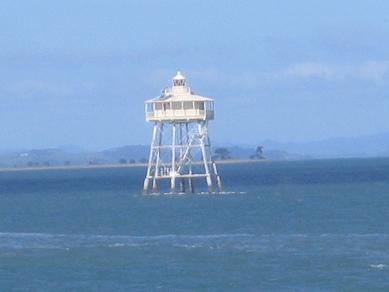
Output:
left=2, top=0, right=389, bottom=150
left=3, top=130, right=389, bottom=157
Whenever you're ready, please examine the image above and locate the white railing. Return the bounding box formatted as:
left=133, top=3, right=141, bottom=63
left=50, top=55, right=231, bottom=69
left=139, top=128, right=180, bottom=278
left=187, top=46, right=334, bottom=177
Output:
left=146, top=110, right=214, bottom=120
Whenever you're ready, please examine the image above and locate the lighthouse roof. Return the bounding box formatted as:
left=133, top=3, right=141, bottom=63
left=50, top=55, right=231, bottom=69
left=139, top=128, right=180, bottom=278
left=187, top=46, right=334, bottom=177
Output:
left=146, top=93, right=212, bottom=103
left=146, top=71, right=213, bottom=103
left=173, top=71, right=185, bottom=80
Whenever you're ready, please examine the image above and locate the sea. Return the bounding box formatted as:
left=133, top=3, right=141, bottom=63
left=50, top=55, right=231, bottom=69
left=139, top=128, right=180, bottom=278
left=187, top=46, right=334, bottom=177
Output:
left=1, top=158, right=389, bottom=291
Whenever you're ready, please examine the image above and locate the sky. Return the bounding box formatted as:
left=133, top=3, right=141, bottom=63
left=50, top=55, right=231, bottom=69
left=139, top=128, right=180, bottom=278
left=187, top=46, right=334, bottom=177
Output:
left=1, top=0, right=389, bottom=150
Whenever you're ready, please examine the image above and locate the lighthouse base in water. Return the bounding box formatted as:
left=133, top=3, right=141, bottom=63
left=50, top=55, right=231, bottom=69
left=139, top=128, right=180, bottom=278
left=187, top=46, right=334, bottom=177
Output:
left=143, top=121, right=222, bottom=194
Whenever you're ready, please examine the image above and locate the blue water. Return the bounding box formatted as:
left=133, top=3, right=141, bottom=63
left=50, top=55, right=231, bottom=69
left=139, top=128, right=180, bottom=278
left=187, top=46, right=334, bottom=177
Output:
left=1, top=159, right=389, bottom=291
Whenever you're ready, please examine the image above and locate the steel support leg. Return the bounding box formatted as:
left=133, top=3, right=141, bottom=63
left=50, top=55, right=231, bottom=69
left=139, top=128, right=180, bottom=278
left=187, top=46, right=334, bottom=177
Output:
left=170, top=123, right=176, bottom=193
left=143, top=123, right=158, bottom=193
left=198, top=122, right=213, bottom=192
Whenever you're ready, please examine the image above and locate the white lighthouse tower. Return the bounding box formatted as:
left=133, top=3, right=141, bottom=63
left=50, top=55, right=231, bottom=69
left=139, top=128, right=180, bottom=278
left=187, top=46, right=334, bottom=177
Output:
left=143, top=71, right=222, bottom=194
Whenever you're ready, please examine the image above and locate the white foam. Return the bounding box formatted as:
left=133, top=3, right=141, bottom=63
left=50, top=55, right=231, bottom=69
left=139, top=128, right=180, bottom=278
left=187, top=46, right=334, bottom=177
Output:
left=148, top=191, right=248, bottom=196
left=3, top=232, right=387, bottom=254
left=108, top=243, right=126, bottom=247
left=370, top=264, right=387, bottom=270
left=0, top=232, right=254, bottom=250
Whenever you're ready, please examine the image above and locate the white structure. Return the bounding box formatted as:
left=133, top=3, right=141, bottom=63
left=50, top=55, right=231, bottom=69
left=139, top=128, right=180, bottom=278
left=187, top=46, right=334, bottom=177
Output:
left=143, top=71, right=222, bottom=194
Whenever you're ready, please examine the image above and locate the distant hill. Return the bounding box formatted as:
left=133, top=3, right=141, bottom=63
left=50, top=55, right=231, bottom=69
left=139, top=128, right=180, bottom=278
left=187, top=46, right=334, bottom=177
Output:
left=0, top=145, right=308, bottom=168
left=261, top=132, right=389, bottom=159
left=225, top=146, right=310, bottom=161
left=0, top=146, right=151, bottom=168
left=101, top=145, right=149, bottom=161
left=0, top=148, right=103, bottom=167
left=2, top=132, right=389, bottom=168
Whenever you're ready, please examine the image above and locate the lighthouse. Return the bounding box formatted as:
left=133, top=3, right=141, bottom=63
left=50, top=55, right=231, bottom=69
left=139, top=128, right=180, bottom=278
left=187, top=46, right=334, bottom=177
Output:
left=143, top=71, right=222, bottom=194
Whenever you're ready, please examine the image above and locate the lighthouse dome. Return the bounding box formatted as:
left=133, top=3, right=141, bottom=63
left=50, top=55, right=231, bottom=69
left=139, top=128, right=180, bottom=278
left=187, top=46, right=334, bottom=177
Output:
left=173, top=71, right=186, bottom=86
left=173, top=71, right=185, bottom=80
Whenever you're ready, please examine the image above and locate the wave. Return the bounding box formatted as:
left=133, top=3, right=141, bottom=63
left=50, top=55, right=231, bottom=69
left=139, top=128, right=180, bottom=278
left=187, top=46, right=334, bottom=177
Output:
left=369, top=264, right=387, bottom=270
left=145, top=191, right=248, bottom=196
left=1, top=232, right=389, bottom=253
left=0, top=232, right=253, bottom=250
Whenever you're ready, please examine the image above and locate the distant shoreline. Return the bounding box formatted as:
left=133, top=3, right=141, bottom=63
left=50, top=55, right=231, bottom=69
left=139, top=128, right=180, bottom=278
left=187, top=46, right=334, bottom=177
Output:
left=0, top=159, right=269, bottom=173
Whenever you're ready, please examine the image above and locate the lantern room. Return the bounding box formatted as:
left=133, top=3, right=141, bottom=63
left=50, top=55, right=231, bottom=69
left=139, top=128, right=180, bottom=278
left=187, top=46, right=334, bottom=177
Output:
left=145, top=71, right=215, bottom=122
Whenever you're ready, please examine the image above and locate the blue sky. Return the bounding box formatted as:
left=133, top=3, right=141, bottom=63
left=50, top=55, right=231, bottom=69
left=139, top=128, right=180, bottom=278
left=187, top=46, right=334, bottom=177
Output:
left=1, top=0, right=389, bottom=150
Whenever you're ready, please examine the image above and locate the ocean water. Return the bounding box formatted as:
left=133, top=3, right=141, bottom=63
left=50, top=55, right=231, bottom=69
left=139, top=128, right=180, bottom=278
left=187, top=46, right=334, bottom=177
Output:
left=1, top=158, right=389, bottom=291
